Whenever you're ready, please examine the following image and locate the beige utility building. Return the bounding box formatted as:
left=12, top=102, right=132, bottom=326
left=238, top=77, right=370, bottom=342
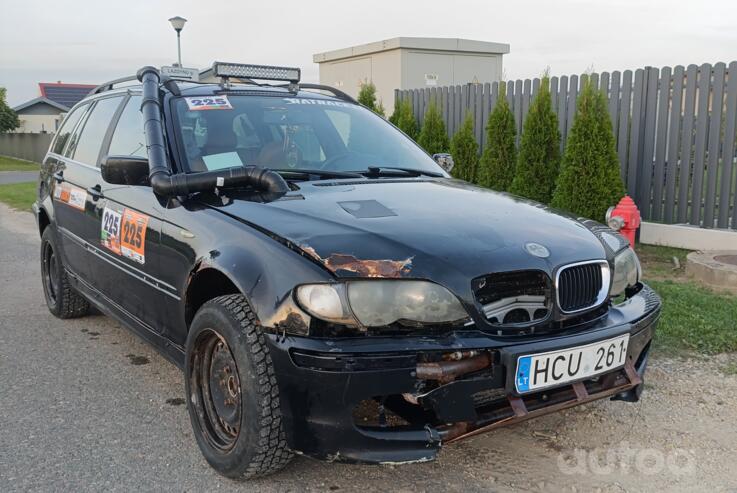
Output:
left=313, top=37, right=510, bottom=111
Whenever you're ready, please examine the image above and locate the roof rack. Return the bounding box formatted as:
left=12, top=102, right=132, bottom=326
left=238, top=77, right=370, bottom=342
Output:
left=89, top=75, right=139, bottom=95
left=297, top=83, right=357, bottom=104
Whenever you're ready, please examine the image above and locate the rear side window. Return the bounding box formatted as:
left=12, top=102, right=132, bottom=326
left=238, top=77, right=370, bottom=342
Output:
left=71, top=96, right=123, bottom=165
left=51, top=105, right=87, bottom=155
left=107, top=96, right=147, bottom=158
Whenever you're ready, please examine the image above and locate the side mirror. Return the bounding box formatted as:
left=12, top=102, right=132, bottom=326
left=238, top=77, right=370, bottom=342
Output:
left=100, top=156, right=150, bottom=186
left=433, top=153, right=455, bottom=173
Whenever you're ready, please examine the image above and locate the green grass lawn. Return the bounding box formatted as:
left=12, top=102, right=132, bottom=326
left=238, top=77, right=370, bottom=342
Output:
left=0, top=156, right=39, bottom=172
left=638, top=243, right=737, bottom=356
left=0, top=182, right=36, bottom=210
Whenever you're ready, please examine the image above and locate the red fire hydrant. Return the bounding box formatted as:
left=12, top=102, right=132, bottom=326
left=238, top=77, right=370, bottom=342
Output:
left=606, top=196, right=641, bottom=249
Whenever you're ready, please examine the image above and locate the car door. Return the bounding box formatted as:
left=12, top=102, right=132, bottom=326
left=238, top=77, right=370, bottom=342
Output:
left=90, top=94, right=171, bottom=334
left=51, top=96, right=124, bottom=282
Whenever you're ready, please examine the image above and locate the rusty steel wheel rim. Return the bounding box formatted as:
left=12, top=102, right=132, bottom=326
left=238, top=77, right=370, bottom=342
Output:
left=190, top=329, right=242, bottom=452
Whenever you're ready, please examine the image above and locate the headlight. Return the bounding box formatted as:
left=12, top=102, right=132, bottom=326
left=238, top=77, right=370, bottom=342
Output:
left=347, top=281, right=469, bottom=327
left=295, top=284, right=355, bottom=325
left=296, top=280, right=468, bottom=328
left=610, top=248, right=641, bottom=296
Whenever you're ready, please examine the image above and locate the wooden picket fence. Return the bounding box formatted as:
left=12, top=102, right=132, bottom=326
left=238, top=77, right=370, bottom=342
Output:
left=395, top=62, right=737, bottom=230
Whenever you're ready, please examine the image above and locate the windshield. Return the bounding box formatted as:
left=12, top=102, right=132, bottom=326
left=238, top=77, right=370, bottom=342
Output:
left=173, top=95, right=444, bottom=175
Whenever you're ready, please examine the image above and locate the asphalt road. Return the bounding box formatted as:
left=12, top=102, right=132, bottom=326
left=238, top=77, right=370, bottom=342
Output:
left=0, top=171, right=38, bottom=185
left=1, top=203, right=735, bottom=492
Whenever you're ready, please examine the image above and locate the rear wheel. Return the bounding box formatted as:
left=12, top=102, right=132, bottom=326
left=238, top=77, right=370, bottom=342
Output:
left=185, top=294, right=292, bottom=479
left=40, top=227, right=89, bottom=319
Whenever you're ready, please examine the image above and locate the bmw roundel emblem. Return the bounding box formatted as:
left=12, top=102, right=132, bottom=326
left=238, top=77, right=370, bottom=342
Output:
left=525, top=242, right=550, bottom=258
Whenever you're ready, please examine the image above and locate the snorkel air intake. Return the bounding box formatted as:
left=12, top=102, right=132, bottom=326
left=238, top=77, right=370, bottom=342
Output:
left=136, top=66, right=289, bottom=197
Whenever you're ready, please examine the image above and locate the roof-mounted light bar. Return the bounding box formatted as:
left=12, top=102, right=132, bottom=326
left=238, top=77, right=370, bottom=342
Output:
left=212, top=62, right=301, bottom=84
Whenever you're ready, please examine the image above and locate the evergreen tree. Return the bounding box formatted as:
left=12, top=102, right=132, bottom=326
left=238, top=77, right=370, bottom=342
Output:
left=395, top=99, right=418, bottom=140
left=477, top=85, right=516, bottom=190
left=509, top=76, right=560, bottom=203
left=375, top=99, right=385, bottom=118
left=551, top=77, right=625, bottom=221
left=388, top=98, right=401, bottom=126
left=417, top=103, right=450, bottom=155
left=0, top=88, right=20, bottom=133
left=450, top=114, right=479, bottom=182
left=357, top=81, right=379, bottom=113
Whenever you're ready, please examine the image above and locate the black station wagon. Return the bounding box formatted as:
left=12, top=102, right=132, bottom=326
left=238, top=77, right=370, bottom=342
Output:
left=33, top=63, right=660, bottom=478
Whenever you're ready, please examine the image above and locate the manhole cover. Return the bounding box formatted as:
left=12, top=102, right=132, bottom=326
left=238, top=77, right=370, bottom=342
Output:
left=714, top=255, right=737, bottom=266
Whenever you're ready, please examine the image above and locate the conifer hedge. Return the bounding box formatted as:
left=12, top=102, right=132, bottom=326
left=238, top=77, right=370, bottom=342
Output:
left=551, top=77, right=625, bottom=221
left=477, top=86, right=516, bottom=190
left=450, top=114, right=479, bottom=182
left=417, top=103, right=450, bottom=155
left=509, top=77, right=560, bottom=203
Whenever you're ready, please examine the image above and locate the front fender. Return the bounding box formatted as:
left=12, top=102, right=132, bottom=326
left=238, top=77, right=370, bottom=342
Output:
left=181, top=217, right=333, bottom=335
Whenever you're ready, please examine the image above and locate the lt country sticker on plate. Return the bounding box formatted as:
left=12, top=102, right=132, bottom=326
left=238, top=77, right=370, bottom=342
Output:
left=185, top=95, right=232, bottom=111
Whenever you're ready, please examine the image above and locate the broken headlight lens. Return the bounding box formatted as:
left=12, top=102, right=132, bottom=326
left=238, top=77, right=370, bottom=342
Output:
left=610, top=248, right=641, bottom=297
left=347, top=280, right=468, bottom=327
left=296, top=281, right=469, bottom=328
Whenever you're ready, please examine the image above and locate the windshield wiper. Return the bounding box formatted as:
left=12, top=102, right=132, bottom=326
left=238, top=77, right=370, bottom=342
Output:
left=275, top=168, right=365, bottom=181
left=362, top=166, right=444, bottom=178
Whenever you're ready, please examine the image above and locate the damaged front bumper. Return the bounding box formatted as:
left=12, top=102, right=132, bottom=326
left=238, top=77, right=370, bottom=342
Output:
left=266, top=283, right=661, bottom=464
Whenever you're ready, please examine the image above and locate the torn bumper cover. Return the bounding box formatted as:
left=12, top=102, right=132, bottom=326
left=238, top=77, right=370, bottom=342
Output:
left=266, top=284, right=661, bottom=464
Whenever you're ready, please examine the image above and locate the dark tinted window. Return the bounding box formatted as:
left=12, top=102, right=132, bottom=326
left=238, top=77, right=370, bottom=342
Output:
left=108, top=96, right=147, bottom=158
left=51, top=105, right=87, bottom=154
left=71, top=96, right=123, bottom=165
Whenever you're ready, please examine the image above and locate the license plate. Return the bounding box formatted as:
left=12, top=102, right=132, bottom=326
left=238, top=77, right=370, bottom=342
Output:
left=515, top=334, right=630, bottom=393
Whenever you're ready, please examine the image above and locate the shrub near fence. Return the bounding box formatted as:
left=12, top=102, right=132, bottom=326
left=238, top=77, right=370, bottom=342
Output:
left=0, top=133, right=54, bottom=163
left=396, top=62, right=737, bottom=230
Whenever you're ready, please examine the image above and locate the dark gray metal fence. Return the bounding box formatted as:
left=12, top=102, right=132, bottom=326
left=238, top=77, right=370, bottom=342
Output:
left=396, top=62, right=737, bottom=230
left=0, top=133, right=54, bottom=164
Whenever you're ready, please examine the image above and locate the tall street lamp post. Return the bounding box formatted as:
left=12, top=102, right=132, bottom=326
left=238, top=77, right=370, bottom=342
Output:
left=168, top=16, right=187, bottom=67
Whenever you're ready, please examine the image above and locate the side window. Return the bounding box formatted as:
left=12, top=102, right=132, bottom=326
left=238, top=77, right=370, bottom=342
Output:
left=71, top=96, right=123, bottom=165
left=51, top=105, right=87, bottom=154
left=107, top=96, right=147, bottom=158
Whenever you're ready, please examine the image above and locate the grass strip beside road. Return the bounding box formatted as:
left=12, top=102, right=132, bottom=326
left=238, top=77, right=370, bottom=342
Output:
left=0, top=182, right=36, bottom=211
left=638, top=243, right=737, bottom=355
left=0, top=156, right=39, bottom=172
left=649, top=279, right=737, bottom=355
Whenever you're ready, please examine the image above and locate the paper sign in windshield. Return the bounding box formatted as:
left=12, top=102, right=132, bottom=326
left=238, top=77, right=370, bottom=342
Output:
left=185, top=96, right=232, bottom=111
left=202, top=152, right=242, bottom=170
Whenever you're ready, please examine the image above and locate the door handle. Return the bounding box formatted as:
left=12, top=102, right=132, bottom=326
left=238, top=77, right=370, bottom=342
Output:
left=87, top=185, right=103, bottom=201
left=53, top=171, right=63, bottom=183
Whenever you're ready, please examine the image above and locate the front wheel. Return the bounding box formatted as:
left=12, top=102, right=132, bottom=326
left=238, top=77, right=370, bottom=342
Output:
left=185, top=294, right=292, bottom=479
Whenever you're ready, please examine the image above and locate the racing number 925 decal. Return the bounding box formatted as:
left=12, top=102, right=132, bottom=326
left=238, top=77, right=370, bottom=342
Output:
left=100, top=207, right=149, bottom=264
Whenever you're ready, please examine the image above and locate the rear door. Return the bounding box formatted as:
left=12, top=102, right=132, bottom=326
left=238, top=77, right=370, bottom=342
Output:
left=52, top=95, right=124, bottom=282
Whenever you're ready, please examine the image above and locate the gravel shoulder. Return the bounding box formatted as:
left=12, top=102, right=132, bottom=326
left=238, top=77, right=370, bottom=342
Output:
left=0, top=203, right=735, bottom=492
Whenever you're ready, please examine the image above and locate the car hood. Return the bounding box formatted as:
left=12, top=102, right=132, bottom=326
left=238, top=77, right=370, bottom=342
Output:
left=209, top=178, right=607, bottom=298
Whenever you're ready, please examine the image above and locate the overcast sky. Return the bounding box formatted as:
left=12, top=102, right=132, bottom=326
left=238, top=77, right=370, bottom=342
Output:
left=2, top=0, right=735, bottom=106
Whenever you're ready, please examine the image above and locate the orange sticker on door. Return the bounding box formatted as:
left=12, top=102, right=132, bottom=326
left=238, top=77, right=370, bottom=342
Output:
left=118, top=209, right=149, bottom=264
left=53, top=183, right=87, bottom=211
